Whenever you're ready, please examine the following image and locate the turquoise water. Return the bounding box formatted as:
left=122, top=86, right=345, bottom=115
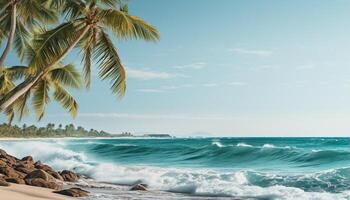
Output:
left=0, top=137, right=349, bottom=199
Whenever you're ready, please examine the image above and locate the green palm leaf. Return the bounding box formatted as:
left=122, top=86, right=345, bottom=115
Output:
left=32, top=80, right=50, bottom=120
left=50, top=64, right=81, bottom=89
left=52, top=83, right=78, bottom=118
left=94, top=30, right=126, bottom=97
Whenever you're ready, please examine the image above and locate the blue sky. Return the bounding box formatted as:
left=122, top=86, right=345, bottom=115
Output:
left=3, top=0, right=350, bottom=136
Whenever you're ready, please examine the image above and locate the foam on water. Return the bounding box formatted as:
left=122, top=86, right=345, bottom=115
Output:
left=0, top=138, right=349, bottom=200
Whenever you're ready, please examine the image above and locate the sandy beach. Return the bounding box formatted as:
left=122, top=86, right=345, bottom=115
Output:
left=0, top=184, right=72, bottom=200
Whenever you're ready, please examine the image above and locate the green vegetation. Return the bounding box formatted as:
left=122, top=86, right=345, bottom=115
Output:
left=0, top=123, right=111, bottom=138
left=0, top=0, right=160, bottom=124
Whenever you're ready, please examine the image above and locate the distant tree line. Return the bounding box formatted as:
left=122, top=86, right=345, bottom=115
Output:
left=0, top=123, right=112, bottom=138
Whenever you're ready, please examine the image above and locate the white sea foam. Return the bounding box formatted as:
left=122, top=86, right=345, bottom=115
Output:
left=262, top=144, right=275, bottom=148
left=236, top=143, right=253, bottom=147
left=212, top=141, right=224, bottom=147
left=0, top=140, right=349, bottom=200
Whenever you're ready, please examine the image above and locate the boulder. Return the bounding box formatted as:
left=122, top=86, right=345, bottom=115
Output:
left=0, top=178, right=9, bottom=186
left=0, top=159, right=7, bottom=166
left=21, top=156, right=34, bottom=163
left=130, top=184, right=147, bottom=191
left=24, top=169, right=56, bottom=182
left=0, top=155, right=17, bottom=167
left=0, top=165, right=20, bottom=178
left=15, top=166, right=33, bottom=174
left=14, top=170, right=26, bottom=179
left=0, top=149, right=7, bottom=157
left=60, top=170, right=79, bottom=182
left=54, top=187, right=89, bottom=197
left=47, top=170, right=63, bottom=181
left=35, top=163, right=54, bottom=172
left=25, top=178, right=62, bottom=190
left=5, top=177, right=25, bottom=184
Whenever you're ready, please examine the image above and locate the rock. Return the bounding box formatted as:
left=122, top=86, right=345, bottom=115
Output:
left=14, top=170, right=26, bottom=179
left=17, top=160, right=35, bottom=169
left=0, top=155, right=17, bottom=167
left=5, top=177, right=25, bottom=184
left=15, top=166, right=33, bottom=174
left=130, top=184, right=147, bottom=191
left=47, top=170, right=63, bottom=181
left=35, top=163, right=53, bottom=172
left=54, top=187, right=89, bottom=197
left=21, top=156, right=34, bottom=163
left=60, top=170, right=79, bottom=182
left=24, top=169, right=56, bottom=182
left=0, top=178, right=9, bottom=186
left=0, top=165, right=20, bottom=178
left=34, top=161, right=42, bottom=166
left=25, top=178, right=62, bottom=190
left=0, top=149, right=7, bottom=157
left=0, top=159, right=7, bottom=166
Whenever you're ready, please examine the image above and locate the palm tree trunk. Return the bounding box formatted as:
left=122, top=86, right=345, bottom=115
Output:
left=0, top=3, right=16, bottom=68
left=0, top=25, right=91, bottom=111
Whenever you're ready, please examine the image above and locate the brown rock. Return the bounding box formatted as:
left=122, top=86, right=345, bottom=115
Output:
left=24, top=169, right=56, bottom=182
left=60, top=170, right=79, bottom=182
left=47, top=170, right=63, bottom=181
left=5, top=177, right=25, bottom=184
left=54, top=187, right=89, bottom=197
left=0, top=165, right=19, bottom=178
left=0, top=159, right=7, bottom=166
left=21, top=156, right=34, bottom=163
left=35, top=163, right=53, bottom=172
left=0, top=178, right=9, bottom=186
left=25, top=178, right=62, bottom=190
left=0, top=155, right=17, bottom=167
left=16, top=160, right=35, bottom=169
left=0, top=149, right=7, bottom=157
left=15, top=166, right=33, bottom=174
left=130, top=184, right=147, bottom=191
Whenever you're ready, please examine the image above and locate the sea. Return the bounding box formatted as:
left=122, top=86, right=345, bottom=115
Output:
left=0, top=137, right=349, bottom=200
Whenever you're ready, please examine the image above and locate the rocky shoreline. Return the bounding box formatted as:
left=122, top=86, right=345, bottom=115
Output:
left=0, top=148, right=89, bottom=197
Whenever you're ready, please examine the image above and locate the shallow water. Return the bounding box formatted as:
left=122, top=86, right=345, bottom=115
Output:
left=0, top=137, right=349, bottom=200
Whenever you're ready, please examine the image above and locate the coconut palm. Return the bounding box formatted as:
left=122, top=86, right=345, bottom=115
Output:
left=0, top=0, right=159, bottom=111
left=2, top=63, right=81, bottom=123
left=0, top=0, right=58, bottom=67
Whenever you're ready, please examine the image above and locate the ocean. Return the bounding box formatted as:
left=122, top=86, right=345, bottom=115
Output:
left=0, top=137, right=349, bottom=200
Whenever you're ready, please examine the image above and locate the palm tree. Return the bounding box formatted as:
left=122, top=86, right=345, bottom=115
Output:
left=0, top=0, right=58, bottom=67
left=3, top=63, right=81, bottom=123
left=0, top=0, right=159, bottom=112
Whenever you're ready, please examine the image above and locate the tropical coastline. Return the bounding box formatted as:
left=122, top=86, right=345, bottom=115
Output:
left=1, top=0, right=350, bottom=199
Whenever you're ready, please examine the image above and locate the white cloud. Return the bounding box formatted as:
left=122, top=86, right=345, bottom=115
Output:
left=229, top=48, right=272, bottom=57
left=78, top=112, right=239, bottom=121
left=202, top=83, right=219, bottom=87
left=138, top=89, right=164, bottom=93
left=173, top=62, right=207, bottom=70
left=127, top=68, right=177, bottom=80
left=228, top=81, right=246, bottom=86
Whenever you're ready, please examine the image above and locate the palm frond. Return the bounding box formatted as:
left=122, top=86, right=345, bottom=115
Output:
left=13, top=91, right=31, bottom=120
left=14, top=20, right=32, bottom=61
left=50, top=64, right=82, bottom=89
left=99, top=9, right=160, bottom=41
left=17, top=0, right=58, bottom=25
left=30, top=21, right=85, bottom=72
left=32, top=80, right=50, bottom=120
left=52, top=83, right=78, bottom=118
left=94, top=30, right=126, bottom=97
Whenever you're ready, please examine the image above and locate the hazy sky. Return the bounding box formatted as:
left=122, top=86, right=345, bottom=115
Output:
left=3, top=0, right=350, bottom=136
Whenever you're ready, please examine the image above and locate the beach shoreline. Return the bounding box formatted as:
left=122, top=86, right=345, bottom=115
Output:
left=0, top=184, right=73, bottom=200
